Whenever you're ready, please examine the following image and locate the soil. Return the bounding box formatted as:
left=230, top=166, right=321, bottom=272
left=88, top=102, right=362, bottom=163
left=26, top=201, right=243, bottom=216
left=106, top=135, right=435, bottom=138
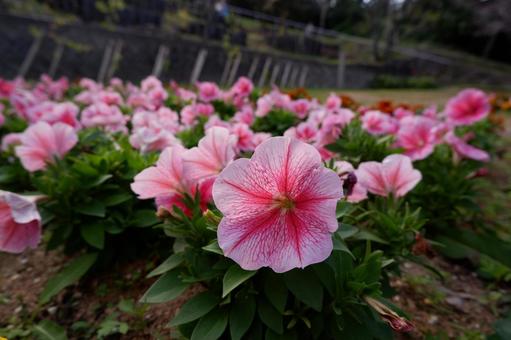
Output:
left=1, top=246, right=508, bottom=339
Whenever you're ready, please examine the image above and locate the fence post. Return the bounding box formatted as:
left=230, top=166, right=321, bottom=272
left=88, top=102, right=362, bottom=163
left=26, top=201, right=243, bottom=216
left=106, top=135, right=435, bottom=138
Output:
left=152, top=44, right=170, bottom=77
left=269, top=63, right=281, bottom=86
left=106, top=39, right=123, bottom=81
left=190, top=48, right=208, bottom=84
left=220, top=53, right=234, bottom=86
left=298, top=65, right=309, bottom=88
left=18, top=34, right=44, bottom=78
left=227, top=53, right=242, bottom=86
left=247, top=55, right=260, bottom=79
left=280, top=61, right=292, bottom=88
left=337, top=48, right=346, bottom=88
left=258, top=57, right=272, bottom=88
left=97, top=40, right=114, bottom=83
left=48, top=43, right=65, bottom=78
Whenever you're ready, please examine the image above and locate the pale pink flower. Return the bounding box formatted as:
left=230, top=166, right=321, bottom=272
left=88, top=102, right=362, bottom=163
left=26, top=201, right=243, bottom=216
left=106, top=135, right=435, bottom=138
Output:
left=183, top=127, right=237, bottom=184
left=395, top=116, right=439, bottom=161
left=141, top=76, right=163, bottom=92
left=197, top=82, right=221, bottom=102
left=445, top=131, right=490, bottom=162
left=170, top=81, right=197, bottom=102
left=131, top=145, right=188, bottom=199
left=131, top=145, right=212, bottom=216
left=230, top=77, right=253, bottom=98
left=15, top=122, right=78, bottom=172
left=230, top=123, right=254, bottom=151
left=81, top=103, right=128, bottom=133
left=97, top=90, right=124, bottom=106
left=129, top=127, right=181, bottom=153
left=213, top=137, right=342, bottom=272
left=0, top=190, right=43, bottom=253
left=10, top=89, right=38, bottom=120
left=445, top=89, right=490, bottom=126
left=393, top=107, right=414, bottom=120
left=325, top=93, right=341, bottom=112
left=334, top=161, right=368, bottom=203
left=284, top=122, right=318, bottom=143
left=290, top=99, right=311, bottom=119
left=2, top=133, right=22, bottom=151
left=205, top=114, right=231, bottom=130
left=361, top=110, right=398, bottom=136
left=181, top=103, right=214, bottom=126
left=251, top=132, right=272, bottom=147
left=317, top=110, right=355, bottom=145
left=255, top=95, right=273, bottom=117
left=356, top=154, right=422, bottom=198
left=232, top=106, right=255, bottom=125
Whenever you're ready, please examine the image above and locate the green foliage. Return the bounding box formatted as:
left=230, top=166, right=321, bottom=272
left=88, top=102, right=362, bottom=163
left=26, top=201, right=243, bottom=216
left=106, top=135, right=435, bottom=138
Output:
left=252, top=109, right=299, bottom=136
left=326, top=120, right=395, bottom=165
left=33, top=320, right=67, bottom=340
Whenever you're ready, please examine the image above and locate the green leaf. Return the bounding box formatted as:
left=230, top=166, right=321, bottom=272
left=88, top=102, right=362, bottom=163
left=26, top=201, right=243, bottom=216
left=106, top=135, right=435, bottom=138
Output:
left=222, top=265, right=257, bottom=298
left=130, top=209, right=159, bottom=228
left=230, top=294, right=256, bottom=340
left=169, top=291, right=221, bottom=327
left=102, top=192, right=132, bottom=206
left=40, top=253, right=97, bottom=304
left=80, top=224, right=105, bottom=249
left=33, top=320, right=67, bottom=340
left=353, top=230, right=389, bottom=244
left=263, top=274, right=288, bottom=313
left=336, top=201, right=353, bottom=218
left=85, top=174, right=112, bottom=188
left=202, top=240, right=224, bottom=255
left=333, top=235, right=355, bottom=259
left=75, top=201, right=106, bottom=217
left=338, top=224, right=359, bottom=239
left=140, top=270, right=189, bottom=303
left=283, top=268, right=323, bottom=311
left=258, top=298, right=283, bottom=334
left=147, top=253, right=185, bottom=278
left=191, top=308, right=228, bottom=340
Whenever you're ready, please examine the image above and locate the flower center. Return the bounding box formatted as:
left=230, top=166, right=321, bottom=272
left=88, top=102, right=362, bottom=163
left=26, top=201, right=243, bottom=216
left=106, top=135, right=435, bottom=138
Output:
left=274, top=194, right=295, bottom=210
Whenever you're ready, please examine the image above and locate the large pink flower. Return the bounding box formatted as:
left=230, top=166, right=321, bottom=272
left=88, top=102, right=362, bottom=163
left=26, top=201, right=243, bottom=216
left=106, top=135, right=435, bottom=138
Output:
left=395, top=116, right=439, bottom=161
left=213, top=137, right=342, bottom=273
left=131, top=145, right=212, bottom=215
left=445, top=131, right=490, bottom=162
left=131, top=145, right=187, bottom=199
left=183, top=127, right=238, bottom=183
left=15, top=122, right=78, bottom=172
left=356, top=154, right=422, bottom=198
left=197, top=82, right=221, bottom=102
left=445, top=89, right=490, bottom=126
left=0, top=191, right=43, bottom=253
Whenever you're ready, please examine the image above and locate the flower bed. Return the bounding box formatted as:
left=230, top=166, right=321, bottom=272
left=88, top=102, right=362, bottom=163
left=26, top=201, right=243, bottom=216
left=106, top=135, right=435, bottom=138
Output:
left=0, top=75, right=509, bottom=339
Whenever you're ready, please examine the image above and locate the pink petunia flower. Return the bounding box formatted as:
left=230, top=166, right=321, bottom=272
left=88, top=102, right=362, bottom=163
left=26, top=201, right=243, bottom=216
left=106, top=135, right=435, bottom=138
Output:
left=356, top=154, right=422, bottom=198
left=395, top=116, right=439, bottom=161
left=0, top=190, right=43, bottom=253
left=15, top=122, right=78, bottom=172
left=212, top=137, right=343, bottom=273
left=131, top=145, right=212, bottom=216
left=1, top=133, right=22, bottom=151
left=197, top=82, right=221, bottom=102
left=284, top=122, right=318, bottom=143
left=230, top=123, right=255, bottom=152
left=183, top=127, right=238, bottom=184
left=230, top=77, right=253, bottom=98
left=361, top=110, right=398, bottom=136
left=81, top=103, right=128, bottom=133
left=325, top=93, right=341, bottom=112
left=290, top=99, right=311, bottom=119
left=445, top=89, right=490, bottom=126
left=444, top=131, right=490, bottom=162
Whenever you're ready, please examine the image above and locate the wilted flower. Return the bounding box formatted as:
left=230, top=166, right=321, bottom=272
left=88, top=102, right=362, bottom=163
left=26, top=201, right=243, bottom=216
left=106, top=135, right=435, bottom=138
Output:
left=213, top=137, right=342, bottom=272
left=0, top=190, right=44, bottom=253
